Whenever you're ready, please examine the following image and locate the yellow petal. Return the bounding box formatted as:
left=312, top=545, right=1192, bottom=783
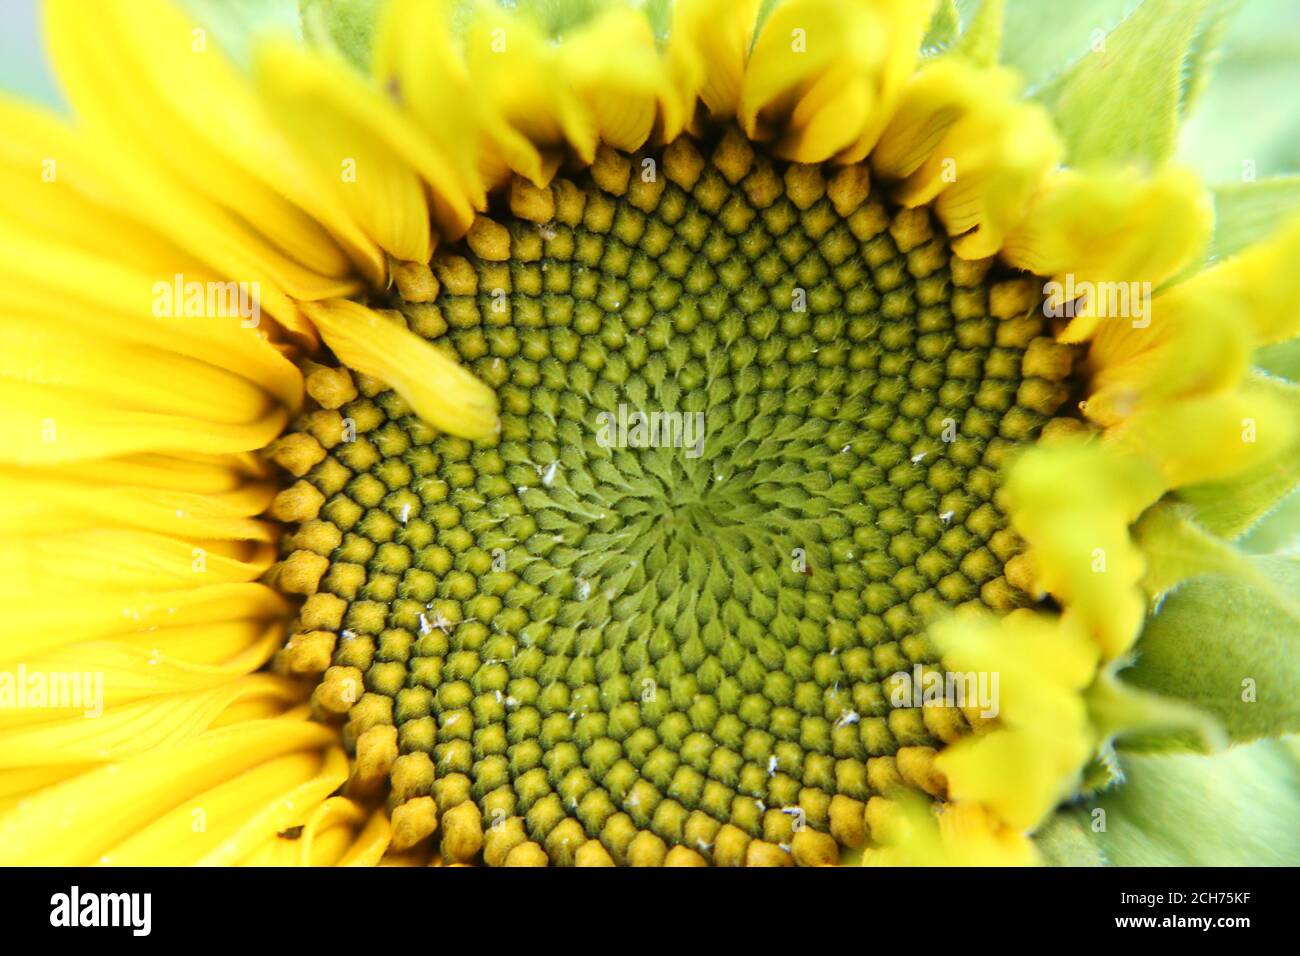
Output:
left=304, top=299, right=498, bottom=439
left=43, top=0, right=364, bottom=280
left=1003, top=439, right=1164, bottom=659
left=0, top=530, right=270, bottom=603
left=459, top=10, right=596, bottom=188
left=930, top=611, right=1099, bottom=830
left=0, top=675, right=294, bottom=768
left=666, top=0, right=762, bottom=128
left=0, top=582, right=288, bottom=661
left=0, top=464, right=277, bottom=539
left=0, top=621, right=280, bottom=728
left=897, top=101, right=1060, bottom=258
left=562, top=9, right=666, bottom=154
left=256, top=37, right=477, bottom=255
left=105, top=746, right=350, bottom=866
left=0, top=707, right=335, bottom=865
left=40, top=3, right=363, bottom=336
left=862, top=794, right=1041, bottom=866
left=1085, top=291, right=1251, bottom=429
left=0, top=224, right=304, bottom=411
left=1108, top=382, right=1297, bottom=489
left=1, top=316, right=279, bottom=426
left=372, top=0, right=486, bottom=206
left=871, top=59, right=1018, bottom=178
left=741, top=0, right=932, bottom=163
left=1175, top=215, right=1300, bottom=346
left=1003, top=167, right=1212, bottom=343
left=241, top=796, right=390, bottom=866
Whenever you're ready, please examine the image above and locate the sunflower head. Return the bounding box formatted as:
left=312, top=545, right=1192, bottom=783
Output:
left=2, top=0, right=1298, bottom=868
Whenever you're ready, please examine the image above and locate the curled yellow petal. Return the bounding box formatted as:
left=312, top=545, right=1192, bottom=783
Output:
left=1002, top=167, right=1213, bottom=343
left=741, top=0, right=932, bottom=164
left=1003, top=439, right=1163, bottom=660
left=930, top=611, right=1100, bottom=831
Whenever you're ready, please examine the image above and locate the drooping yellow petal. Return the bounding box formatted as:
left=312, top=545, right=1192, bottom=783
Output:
left=1002, top=167, right=1213, bottom=342
left=930, top=611, right=1100, bottom=830
left=862, top=794, right=1041, bottom=866
left=1108, top=381, right=1296, bottom=490
left=872, top=58, right=1060, bottom=256
left=1003, top=439, right=1164, bottom=660
left=1172, top=215, right=1300, bottom=346
left=304, top=299, right=499, bottom=440
left=1084, top=287, right=1252, bottom=428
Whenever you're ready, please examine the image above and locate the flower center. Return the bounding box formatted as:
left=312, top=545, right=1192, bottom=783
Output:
left=270, top=127, right=1078, bottom=865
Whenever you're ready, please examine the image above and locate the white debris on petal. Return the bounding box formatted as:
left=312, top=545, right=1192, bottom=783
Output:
left=541, top=461, right=560, bottom=487
left=910, top=451, right=926, bottom=464
left=835, top=709, right=860, bottom=729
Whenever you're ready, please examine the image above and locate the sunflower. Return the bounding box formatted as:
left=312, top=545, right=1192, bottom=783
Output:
left=1, top=0, right=1297, bottom=868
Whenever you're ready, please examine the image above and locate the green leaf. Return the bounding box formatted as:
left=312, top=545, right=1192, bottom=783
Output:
left=299, top=0, right=382, bottom=71
left=1179, top=374, right=1300, bottom=538
left=1033, top=0, right=1208, bottom=168
left=1132, top=500, right=1293, bottom=604
left=1042, top=740, right=1300, bottom=865
left=922, top=1, right=962, bottom=53
left=1178, top=0, right=1245, bottom=118
left=1208, top=176, right=1300, bottom=264
left=1175, top=0, right=1300, bottom=184
left=1033, top=812, right=1108, bottom=866
left=1255, top=338, right=1300, bottom=382
left=1001, top=0, right=1135, bottom=91
left=1122, top=554, right=1300, bottom=745
left=1086, top=668, right=1226, bottom=755
left=180, top=0, right=301, bottom=69
left=1240, top=487, right=1300, bottom=554
left=951, top=0, right=1003, bottom=66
